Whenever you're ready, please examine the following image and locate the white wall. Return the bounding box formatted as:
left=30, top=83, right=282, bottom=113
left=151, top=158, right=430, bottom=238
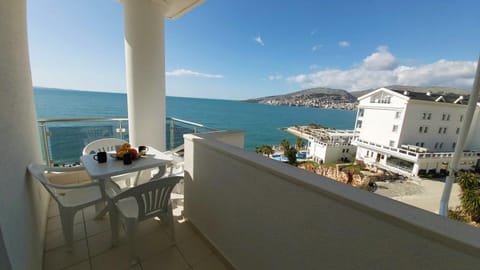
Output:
left=0, top=1, right=49, bottom=269
left=464, top=108, right=480, bottom=150
left=184, top=132, right=480, bottom=270
left=309, top=141, right=355, bottom=163
left=400, top=101, right=469, bottom=151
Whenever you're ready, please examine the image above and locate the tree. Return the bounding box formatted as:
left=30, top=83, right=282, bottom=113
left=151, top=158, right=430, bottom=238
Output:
left=261, top=145, right=274, bottom=157
left=255, top=146, right=263, bottom=154
left=295, top=138, right=305, bottom=150
left=280, top=139, right=290, bottom=152
left=456, top=172, right=480, bottom=222
left=285, top=146, right=297, bottom=165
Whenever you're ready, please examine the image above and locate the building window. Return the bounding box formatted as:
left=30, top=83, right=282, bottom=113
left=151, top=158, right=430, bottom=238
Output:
left=456, top=127, right=460, bottom=134
left=395, top=112, right=401, bottom=119
left=447, top=114, right=450, bottom=121
left=438, top=127, right=447, bottom=134
left=389, top=140, right=395, bottom=147
left=422, top=112, right=432, bottom=120
left=346, top=149, right=349, bottom=153
left=442, top=113, right=450, bottom=121
left=443, top=127, right=447, bottom=134
left=439, top=142, right=443, bottom=149
left=392, top=125, right=398, bottom=132
left=438, top=127, right=442, bottom=134
left=419, top=126, right=423, bottom=133
left=356, top=120, right=362, bottom=128
left=434, top=142, right=439, bottom=149
left=358, top=108, right=364, bottom=117
left=452, top=142, right=456, bottom=149
left=415, top=142, right=419, bottom=146
left=460, top=115, right=463, bottom=122
left=420, top=142, right=424, bottom=147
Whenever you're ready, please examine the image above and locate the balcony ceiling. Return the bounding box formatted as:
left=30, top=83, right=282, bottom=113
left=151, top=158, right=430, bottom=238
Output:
left=158, top=0, right=206, bottom=19
left=118, top=0, right=205, bottom=19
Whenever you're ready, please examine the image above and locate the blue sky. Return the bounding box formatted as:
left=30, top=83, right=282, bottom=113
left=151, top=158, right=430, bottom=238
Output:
left=28, top=0, right=479, bottom=99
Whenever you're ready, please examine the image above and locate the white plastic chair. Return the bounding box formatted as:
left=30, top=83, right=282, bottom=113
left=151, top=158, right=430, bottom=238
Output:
left=82, top=138, right=137, bottom=189
left=112, top=176, right=182, bottom=261
left=28, top=163, right=105, bottom=250
left=82, top=138, right=127, bottom=155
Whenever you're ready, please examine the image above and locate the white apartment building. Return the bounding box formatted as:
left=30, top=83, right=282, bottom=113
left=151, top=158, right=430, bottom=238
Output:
left=353, top=87, right=480, bottom=176
left=307, top=129, right=356, bottom=163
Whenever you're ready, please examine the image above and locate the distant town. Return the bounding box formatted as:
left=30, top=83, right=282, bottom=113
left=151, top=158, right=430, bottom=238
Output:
left=244, top=85, right=470, bottom=111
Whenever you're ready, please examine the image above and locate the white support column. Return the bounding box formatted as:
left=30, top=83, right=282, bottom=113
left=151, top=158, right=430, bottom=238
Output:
left=123, top=0, right=167, bottom=150
left=0, top=1, right=48, bottom=269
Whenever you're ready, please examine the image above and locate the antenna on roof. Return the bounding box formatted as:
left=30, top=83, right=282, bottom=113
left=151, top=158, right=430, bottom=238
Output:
left=454, top=96, right=464, bottom=104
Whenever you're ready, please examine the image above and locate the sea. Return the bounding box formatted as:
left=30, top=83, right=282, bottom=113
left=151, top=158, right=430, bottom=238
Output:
left=33, top=87, right=356, bottom=163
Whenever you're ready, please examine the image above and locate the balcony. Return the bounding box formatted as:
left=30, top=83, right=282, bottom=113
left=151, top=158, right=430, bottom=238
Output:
left=6, top=119, right=480, bottom=269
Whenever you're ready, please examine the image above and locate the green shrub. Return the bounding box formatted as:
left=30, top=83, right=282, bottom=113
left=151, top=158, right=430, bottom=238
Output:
left=448, top=206, right=469, bottom=223
left=456, top=172, right=480, bottom=222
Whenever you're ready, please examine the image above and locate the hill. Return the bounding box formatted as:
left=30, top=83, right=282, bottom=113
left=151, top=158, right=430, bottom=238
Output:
left=245, top=85, right=471, bottom=111
left=244, top=87, right=357, bottom=110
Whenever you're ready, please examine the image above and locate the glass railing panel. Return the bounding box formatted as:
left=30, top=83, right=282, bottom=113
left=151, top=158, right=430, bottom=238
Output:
left=37, top=117, right=215, bottom=166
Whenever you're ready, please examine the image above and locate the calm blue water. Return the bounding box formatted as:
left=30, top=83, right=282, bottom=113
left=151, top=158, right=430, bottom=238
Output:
left=33, top=87, right=356, bottom=153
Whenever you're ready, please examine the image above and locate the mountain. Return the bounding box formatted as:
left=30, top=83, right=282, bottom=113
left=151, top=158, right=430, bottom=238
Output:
left=244, top=87, right=357, bottom=110
left=245, top=85, right=471, bottom=111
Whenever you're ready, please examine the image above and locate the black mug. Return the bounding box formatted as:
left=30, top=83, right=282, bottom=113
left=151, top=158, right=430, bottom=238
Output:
left=93, top=151, right=107, bottom=163
left=138, top=145, right=149, bottom=154
left=123, top=153, right=133, bottom=165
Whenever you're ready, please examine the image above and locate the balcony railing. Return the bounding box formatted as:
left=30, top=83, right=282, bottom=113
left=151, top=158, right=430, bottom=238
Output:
left=354, top=138, right=480, bottom=161
left=37, top=117, right=217, bottom=166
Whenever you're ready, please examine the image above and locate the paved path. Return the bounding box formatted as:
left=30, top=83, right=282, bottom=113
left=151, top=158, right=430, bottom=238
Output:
left=374, top=178, right=462, bottom=214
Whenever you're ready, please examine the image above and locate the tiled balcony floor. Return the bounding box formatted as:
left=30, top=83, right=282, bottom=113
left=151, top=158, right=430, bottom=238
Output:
left=43, top=173, right=231, bottom=270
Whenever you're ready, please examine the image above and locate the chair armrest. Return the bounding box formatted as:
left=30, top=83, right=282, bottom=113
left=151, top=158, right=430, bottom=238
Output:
left=46, top=181, right=100, bottom=190
left=44, top=165, right=86, bottom=173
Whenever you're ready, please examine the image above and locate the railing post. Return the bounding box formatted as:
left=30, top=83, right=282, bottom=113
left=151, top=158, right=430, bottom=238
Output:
left=40, top=122, right=52, bottom=166
left=118, top=120, right=124, bottom=140
left=169, top=118, right=175, bottom=150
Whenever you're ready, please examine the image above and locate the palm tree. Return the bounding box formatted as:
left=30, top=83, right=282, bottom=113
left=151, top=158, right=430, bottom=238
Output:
left=262, top=145, right=274, bottom=157
left=280, top=139, right=290, bottom=152
left=295, top=138, right=305, bottom=150
left=456, top=172, right=480, bottom=222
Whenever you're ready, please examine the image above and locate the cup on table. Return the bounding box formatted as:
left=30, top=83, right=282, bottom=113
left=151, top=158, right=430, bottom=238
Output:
left=93, top=151, right=107, bottom=163
left=138, top=145, right=149, bottom=155
left=123, top=153, right=133, bottom=165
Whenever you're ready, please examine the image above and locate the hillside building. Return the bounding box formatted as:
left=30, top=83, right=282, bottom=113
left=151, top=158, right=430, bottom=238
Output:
left=352, top=87, right=480, bottom=176
left=307, top=128, right=356, bottom=163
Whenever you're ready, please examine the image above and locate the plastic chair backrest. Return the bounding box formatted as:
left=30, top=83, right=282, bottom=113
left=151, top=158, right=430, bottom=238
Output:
left=82, top=138, right=127, bottom=155
left=114, top=176, right=182, bottom=221
left=27, top=163, right=62, bottom=204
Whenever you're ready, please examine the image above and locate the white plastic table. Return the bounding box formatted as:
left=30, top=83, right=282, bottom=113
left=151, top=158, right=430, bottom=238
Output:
left=80, top=147, right=173, bottom=244
left=81, top=148, right=173, bottom=181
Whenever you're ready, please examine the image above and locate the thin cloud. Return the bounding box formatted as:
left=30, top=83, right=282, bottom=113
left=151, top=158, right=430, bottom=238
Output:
left=312, top=44, right=323, bottom=52
left=268, top=74, right=283, bottom=81
left=339, top=41, right=350, bottom=47
left=287, top=47, right=476, bottom=91
left=166, top=69, right=224, bottom=78
left=254, top=35, right=265, bottom=46
left=309, top=64, right=319, bottom=70
left=311, top=28, right=318, bottom=36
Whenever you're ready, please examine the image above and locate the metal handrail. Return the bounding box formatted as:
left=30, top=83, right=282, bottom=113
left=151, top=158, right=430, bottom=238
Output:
left=37, top=117, right=216, bottom=166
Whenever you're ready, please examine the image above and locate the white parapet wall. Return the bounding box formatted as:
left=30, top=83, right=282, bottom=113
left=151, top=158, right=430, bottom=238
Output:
left=184, top=131, right=480, bottom=270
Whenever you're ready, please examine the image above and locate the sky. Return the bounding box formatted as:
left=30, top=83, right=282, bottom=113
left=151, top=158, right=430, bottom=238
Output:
left=27, top=0, right=480, bottom=100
